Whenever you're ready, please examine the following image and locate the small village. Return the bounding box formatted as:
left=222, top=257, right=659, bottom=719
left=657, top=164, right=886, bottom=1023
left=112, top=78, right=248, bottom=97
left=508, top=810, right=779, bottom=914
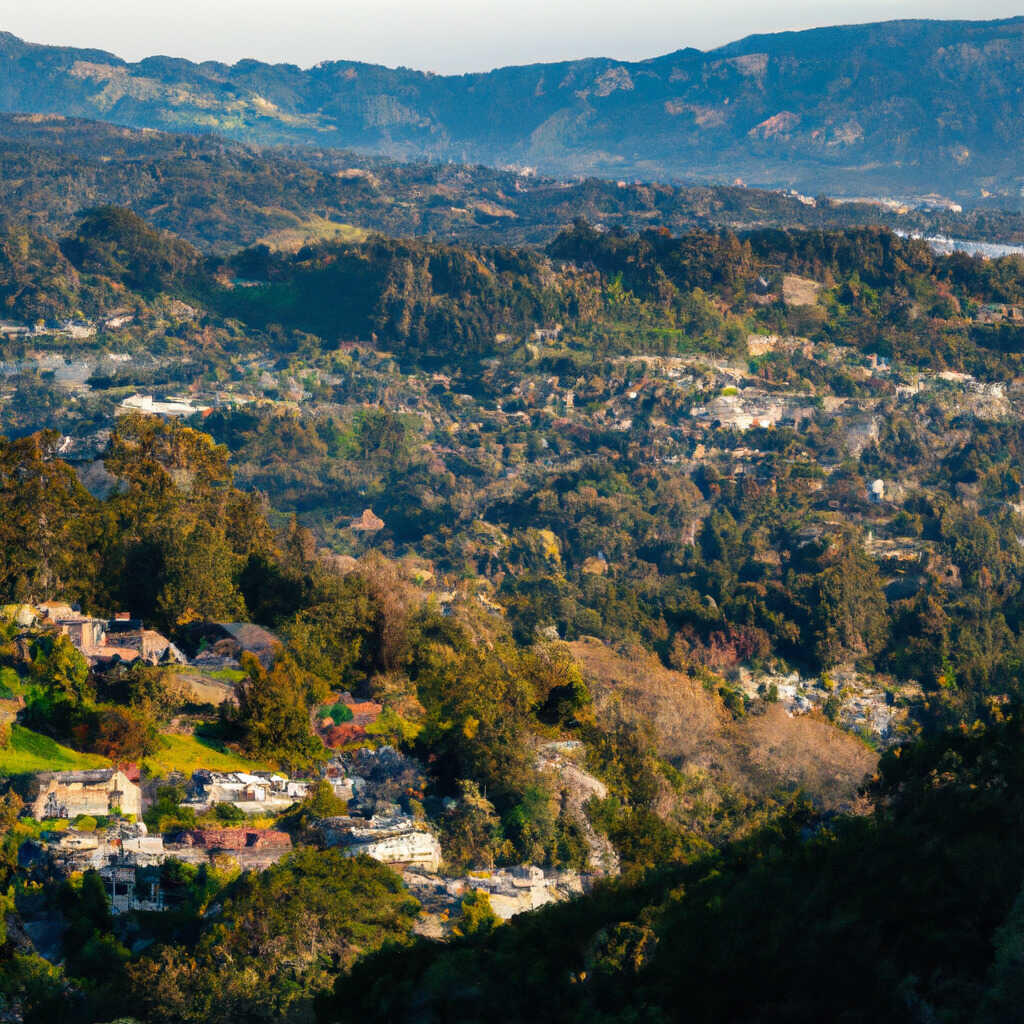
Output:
left=0, top=598, right=611, bottom=946
left=0, top=11, right=1023, bottom=1019
left=16, top=754, right=605, bottom=934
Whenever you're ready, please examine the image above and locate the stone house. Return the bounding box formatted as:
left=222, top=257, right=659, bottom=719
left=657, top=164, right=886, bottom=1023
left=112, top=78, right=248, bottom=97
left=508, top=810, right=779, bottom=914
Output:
left=28, top=769, right=142, bottom=821
left=55, top=614, right=107, bottom=652
left=24, top=820, right=291, bottom=909
left=37, top=604, right=184, bottom=666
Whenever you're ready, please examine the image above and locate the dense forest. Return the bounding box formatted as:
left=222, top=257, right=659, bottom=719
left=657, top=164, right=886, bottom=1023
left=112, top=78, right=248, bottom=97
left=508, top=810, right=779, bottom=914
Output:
left=332, top=714, right=1024, bottom=1024
left=0, top=408, right=1022, bottom=1023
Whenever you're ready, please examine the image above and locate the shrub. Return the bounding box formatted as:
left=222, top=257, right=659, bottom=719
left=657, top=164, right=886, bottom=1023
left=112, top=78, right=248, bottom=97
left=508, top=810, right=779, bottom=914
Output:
left=304, top=779, right=347, bottom=819
left=321, top=703, right=354, bottom=725
left=213, top=802, right=246, bottom=823
left=453, top=889, right=500, bottom=937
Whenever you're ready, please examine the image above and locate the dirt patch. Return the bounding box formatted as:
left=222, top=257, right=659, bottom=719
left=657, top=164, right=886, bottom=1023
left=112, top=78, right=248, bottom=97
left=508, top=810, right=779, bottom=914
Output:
left=782, top=274, right=823, bottom=307
left=168, top=672, right=237, bottom=706
left=722, top=706, right=877, bottom=804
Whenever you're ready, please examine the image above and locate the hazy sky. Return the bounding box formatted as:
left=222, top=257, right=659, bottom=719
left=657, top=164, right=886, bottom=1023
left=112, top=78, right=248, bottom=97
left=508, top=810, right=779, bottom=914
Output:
left=1, top=0, right=1021, bottom=73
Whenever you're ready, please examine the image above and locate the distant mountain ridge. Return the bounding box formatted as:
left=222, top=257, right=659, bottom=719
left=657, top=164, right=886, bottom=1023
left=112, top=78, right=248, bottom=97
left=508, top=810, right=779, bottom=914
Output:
left=0, top=17, right=1023, bottom=198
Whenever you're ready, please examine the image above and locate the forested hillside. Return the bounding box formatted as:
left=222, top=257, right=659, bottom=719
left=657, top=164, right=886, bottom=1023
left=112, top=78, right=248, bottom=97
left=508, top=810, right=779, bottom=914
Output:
left=1, top=18, right=1024, bottom=198
left=329, top=713, right=1024, bottom=1024
left=3, top=201, right=1024, bottom=1020
left=0, top=114, right=1022, bottom=255
left=5, top=9, right=1024, bottom=1021
left=6, top=208, right=1024, bottom=720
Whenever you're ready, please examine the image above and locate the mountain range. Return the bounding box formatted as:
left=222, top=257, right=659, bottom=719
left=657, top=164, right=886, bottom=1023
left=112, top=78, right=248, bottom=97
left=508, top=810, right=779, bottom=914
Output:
left=1, top=17, right=1023, bottom=200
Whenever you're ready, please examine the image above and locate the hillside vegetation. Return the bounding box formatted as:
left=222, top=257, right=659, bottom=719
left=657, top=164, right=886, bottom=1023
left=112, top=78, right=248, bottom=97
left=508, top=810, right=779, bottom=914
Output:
left=0, top=114, right=1022, bottom=256
left=329, top=713, right=1024, bottom=1024
left=3, top=199, right=1024, bottom=1020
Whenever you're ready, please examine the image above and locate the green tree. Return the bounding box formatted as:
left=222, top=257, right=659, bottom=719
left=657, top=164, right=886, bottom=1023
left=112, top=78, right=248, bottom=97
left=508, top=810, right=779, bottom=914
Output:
left=808, top=539, right=889, bottom=668
left=303, top=779, right=347, bottom=819
left=23, top=633, right=93, bottom=736
left=156, top=518, right=247, bottom=628
left=126, top=849, right=418, bottom=1024
left=452, top=889, right=500, bottom=937
left=230, top=652, right=324, bottom=769
left=0, top=431, right=99, bottom=602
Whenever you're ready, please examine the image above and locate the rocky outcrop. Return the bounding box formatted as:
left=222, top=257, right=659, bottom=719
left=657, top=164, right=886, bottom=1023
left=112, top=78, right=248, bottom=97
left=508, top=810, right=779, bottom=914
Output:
left=536, top=742, right=620, bottom=876
left=316, top=813, right=442, bottom=872
left=403, top=864, right=591, bottom=930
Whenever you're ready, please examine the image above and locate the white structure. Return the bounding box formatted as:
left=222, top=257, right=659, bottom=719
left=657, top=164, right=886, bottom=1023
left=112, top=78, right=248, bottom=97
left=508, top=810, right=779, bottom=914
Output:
left=184, top=771, right=310, bottom=813
left=118, top=394, right=210, bottom=417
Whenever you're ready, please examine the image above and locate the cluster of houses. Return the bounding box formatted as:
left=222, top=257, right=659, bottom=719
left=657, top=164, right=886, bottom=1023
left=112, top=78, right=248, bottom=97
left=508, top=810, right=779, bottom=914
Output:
left=9, top=602, right=188, bottom=668
left=727, top=663, right=920, bottom=746
left=0, top=313, right=136, bottom=339
left=182, top=770, right=314, bottom=814
left=26, top=819, right=294, bottom=913
left=19, top=750, right=447, bottom=914
left=4, top=602, right=290, bottom=673
left=25, top=768, right=332, bottom=825
left=973, top=302, right=1024, bottom=326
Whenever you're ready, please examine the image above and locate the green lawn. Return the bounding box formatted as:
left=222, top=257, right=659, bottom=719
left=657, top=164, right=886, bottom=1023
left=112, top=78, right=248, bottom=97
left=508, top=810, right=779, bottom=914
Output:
left=0, top=667, right=23, bottom=698
left=0, top=726, right=110, bottom=774
left=207, top=668, right=246, bottom=683
left=142, top=731, right=271, bottom=777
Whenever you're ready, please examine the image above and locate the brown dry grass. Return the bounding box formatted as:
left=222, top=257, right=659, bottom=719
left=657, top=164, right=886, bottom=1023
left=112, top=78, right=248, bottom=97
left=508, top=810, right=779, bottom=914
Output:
left=569, top=638, right=876, bottom=813
left=782, top=273, right=823, bottom=307
left=166, top=671, right=237, bottom=706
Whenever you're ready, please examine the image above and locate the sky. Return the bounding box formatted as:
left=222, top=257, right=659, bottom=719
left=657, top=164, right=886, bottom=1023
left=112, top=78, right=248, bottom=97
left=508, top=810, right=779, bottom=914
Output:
left=0, top=0, right=1021, bottom=73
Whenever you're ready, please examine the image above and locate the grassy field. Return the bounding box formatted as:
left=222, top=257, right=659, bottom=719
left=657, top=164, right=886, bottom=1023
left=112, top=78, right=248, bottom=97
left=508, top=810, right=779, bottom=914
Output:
left=0, top=724, right=269, bottom=779
left=206, top=668, right=246, bottom=683
left=142, top=731, right=271, bottom=777
left=257, top=216, right=368, bottom=252
left=0, top=726, right=110, bottom=774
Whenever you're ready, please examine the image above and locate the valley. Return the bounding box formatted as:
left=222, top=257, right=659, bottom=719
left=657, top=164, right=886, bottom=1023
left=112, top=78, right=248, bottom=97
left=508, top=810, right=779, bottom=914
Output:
left=0, top=15, right=1023, bottom=1022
